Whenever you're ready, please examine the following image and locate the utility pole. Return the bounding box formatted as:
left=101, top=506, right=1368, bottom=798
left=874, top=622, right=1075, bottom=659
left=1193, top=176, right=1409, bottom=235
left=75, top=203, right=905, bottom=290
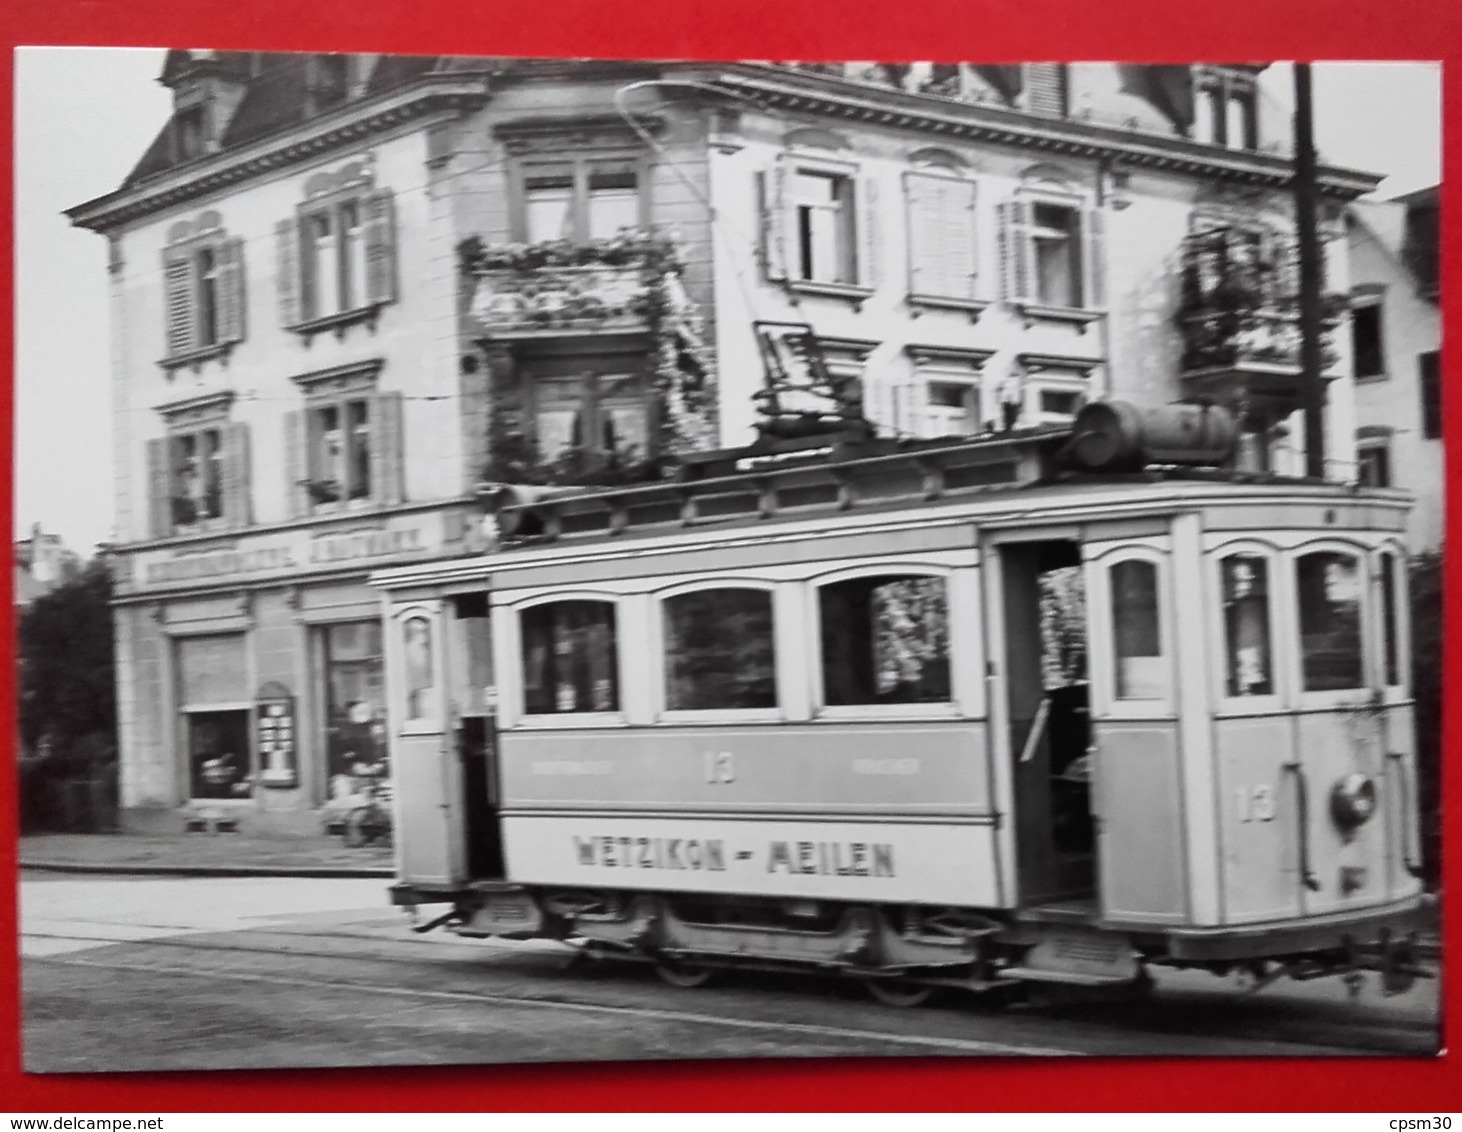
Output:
left=1293, top=62, right=1327, bottom=479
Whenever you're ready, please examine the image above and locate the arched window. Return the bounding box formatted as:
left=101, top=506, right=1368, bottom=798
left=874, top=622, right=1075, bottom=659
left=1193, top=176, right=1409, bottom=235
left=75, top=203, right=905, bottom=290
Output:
left=1295, top=551, right=1364, bottom=692
left=520, top=600, right=619, bottom=714
left=1219, top=553, right=1274, bottom=697
left=820, top=574, right=950, bottom=705
left=1110, top=559, right=1166, bottom=700
left=663, top=588, right=777, bottom=710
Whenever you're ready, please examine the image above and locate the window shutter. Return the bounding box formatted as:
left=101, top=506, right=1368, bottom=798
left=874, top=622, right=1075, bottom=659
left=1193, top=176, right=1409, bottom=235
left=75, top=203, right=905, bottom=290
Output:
left=364, top=189, right=398, bottom=306
left=283, top=409, right=309, bottom=517
left=219, top=421, right=253, bottom=528
left=371, top=391, right=406, bottom=505
left=217, top=237, right=247, bottom=344
left=276, top=218, right=302, bottom=327
left=998, top=198, right=1037, bottom=305
left=147, top=437, right=173, bottom=539
left=1025, top=64, right=1069, bottom=116
left=1083, top=205, right=1107, bottom=310
left=162, top=247, right=195, bottom=356
left=757, top=159, right=788, bottom=282
left=460, top=366, right=492, bottom=491
left=907, top=173, right=977, bottom=300
left=858, top=174, right=880, bottom=289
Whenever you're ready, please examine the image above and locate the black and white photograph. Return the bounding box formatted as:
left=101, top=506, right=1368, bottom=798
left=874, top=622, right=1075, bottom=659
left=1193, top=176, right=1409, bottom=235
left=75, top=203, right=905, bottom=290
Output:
left=14, top=50, right=1443, bottom=1073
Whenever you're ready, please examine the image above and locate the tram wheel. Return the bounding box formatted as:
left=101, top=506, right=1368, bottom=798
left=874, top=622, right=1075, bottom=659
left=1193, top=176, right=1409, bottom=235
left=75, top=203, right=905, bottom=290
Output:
left=861, top=977, right=934, bottom=1008
left=654, top=959, right=717, bottom=989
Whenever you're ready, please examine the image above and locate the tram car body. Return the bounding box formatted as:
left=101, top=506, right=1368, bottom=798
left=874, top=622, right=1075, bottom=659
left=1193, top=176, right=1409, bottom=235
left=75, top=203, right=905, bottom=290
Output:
left=376, top=405, right=1429, bottom=996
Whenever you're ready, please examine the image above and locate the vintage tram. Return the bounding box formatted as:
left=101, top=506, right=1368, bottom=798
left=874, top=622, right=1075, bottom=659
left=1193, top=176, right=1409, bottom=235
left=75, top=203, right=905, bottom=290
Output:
left=375, top=401, right=1430, bottom=1001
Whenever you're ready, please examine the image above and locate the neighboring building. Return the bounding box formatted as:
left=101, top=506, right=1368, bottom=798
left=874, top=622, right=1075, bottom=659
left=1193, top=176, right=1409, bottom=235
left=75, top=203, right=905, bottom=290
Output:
left=1347, top=186, right=1443, bottom=552
left=68, top=54, right=1382, bottom=835
left=14, top=523, right=83, bottom=607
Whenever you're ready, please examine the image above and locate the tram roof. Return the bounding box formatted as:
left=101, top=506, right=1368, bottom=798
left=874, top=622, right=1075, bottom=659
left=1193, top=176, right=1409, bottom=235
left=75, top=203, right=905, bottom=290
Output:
left=370, top=431, right=1412, bottom=592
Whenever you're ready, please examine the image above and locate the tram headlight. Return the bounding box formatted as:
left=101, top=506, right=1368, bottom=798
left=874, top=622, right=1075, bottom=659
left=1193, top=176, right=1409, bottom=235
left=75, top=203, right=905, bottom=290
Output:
left=1329, top=772, right=1378, bottom=833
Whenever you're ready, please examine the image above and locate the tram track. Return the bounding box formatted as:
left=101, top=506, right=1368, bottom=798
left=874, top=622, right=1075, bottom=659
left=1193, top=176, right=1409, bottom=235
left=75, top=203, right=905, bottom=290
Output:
left=22, top=919, right=1437, bottom=1059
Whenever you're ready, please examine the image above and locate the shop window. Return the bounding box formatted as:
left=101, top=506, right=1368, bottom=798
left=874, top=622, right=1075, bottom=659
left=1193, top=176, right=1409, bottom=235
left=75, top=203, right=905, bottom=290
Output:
left=1296, top=551, right=1365, bottom=692
left=277, top=170, right=396, bottom=331
left=820, top=575, right=950, bottom=706
left=516, top=155, right=642, bottom=243
left=321, top=620, right=388, bottom=803
left=161, top=221, right=245, bottom=365
left=1220, top=554, right=1274, bottom=697
left=663, top=588, right=777, bottom=711
left=521, top=600, right=619, bottom=715
left=1110, top=559, right=1167, bottom=700
left=1419, top=351, right=1442, bottom=439
left=1379, top=551, right=1401, bottom=688
left=177, top=633, right=252, bottom=801
left=1351, top=297, right=1385, bottom=380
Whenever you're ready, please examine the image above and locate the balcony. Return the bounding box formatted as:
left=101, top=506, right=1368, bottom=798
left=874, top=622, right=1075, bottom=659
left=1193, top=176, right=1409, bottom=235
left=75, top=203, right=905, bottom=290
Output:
left=1176, top=229, right=1343, bottom=418
left=462, top=232, right=674, bottom=340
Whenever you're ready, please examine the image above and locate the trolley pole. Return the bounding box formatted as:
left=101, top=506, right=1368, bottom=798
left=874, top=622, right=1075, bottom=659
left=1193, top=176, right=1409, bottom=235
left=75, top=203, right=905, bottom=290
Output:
left=1294, top=62, right=1327, bottom=480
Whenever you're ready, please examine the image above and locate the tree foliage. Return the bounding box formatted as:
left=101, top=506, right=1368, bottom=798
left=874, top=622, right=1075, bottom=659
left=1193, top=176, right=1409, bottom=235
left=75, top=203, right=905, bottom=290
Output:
left=18, top=557, right=116, bottom=769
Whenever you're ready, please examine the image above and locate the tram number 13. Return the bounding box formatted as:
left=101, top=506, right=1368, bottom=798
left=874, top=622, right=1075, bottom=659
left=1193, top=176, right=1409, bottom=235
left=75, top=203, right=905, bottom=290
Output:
left=1236, top=784, right=1276, bottom=823
left=704, top=751, right=736, bottom=785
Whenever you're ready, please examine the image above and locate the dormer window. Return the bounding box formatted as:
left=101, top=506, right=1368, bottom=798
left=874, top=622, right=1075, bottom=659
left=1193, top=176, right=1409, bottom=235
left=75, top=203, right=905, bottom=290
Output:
left=175, top=105, right=207, bottom=161
left=310, top=55, right=351, bottom=113
left=1194, top=67, right=1259, bottom=150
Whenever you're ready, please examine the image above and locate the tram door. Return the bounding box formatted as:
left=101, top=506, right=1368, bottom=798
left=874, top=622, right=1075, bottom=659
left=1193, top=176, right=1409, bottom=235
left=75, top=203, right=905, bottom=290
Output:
left=994, top=539, right=1096, bottom=905
left=450, top=594, right=505, bottom=879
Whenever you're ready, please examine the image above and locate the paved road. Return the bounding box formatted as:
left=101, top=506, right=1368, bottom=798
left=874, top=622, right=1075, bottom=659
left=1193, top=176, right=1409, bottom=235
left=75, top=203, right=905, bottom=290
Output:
left=20, top=872, right=1441, bottom=1072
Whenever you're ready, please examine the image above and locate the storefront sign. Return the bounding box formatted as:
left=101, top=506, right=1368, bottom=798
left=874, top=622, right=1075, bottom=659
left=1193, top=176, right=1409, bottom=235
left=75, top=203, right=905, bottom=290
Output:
left=133, top=520, right=441, bottom=590
left=501, top=816, right=1000, bottom=906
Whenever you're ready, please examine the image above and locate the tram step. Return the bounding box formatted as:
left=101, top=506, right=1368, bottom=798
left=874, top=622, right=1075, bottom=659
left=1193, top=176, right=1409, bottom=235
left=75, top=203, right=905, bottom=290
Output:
left=996, top=966, right=1141, bottom=987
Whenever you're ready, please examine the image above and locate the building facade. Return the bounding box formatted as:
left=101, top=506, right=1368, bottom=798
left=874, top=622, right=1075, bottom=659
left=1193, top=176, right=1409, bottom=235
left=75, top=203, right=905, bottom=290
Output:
left=1347, top=187, right=1443, bottom=553
left=69, top=54, right=1381, bottom=835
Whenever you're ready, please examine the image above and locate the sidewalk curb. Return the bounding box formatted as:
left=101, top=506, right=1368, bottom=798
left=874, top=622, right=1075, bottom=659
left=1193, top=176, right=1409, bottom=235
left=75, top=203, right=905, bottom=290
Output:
left=20, top=860, right=393, bottom=879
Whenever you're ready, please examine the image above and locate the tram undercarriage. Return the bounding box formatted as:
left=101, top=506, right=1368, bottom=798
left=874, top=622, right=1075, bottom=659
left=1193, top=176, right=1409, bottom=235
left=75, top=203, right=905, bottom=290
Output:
left=400, top=883, right=1432, bottom=1004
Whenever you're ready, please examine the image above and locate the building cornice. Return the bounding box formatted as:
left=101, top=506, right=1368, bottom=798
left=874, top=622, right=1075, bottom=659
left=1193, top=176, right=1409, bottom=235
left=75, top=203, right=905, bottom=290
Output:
left=697, top=64, right=1382, bottom=202
left=66, top=73, right=493, bottom=233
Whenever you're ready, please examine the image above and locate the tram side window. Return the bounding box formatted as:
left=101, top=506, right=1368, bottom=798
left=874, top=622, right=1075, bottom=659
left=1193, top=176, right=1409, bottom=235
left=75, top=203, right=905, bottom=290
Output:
left=1296, top=552, right=1364, bottom=692
left=664, top=588, right=777, bottom=710
left=1110, top=559, right=1167, bottom=700
left=1379, top=551, right=1401, bottom=687
left=521, top=600, right=619, bottom=714
left=820, top=574, right=950, bottom=705
left=1220, top=554, right=1273, bottom=697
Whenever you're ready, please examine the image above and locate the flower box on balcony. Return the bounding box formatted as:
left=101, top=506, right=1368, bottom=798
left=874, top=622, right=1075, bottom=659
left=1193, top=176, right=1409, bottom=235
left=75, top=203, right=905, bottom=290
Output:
left=470, top=264, right=653, bottom=337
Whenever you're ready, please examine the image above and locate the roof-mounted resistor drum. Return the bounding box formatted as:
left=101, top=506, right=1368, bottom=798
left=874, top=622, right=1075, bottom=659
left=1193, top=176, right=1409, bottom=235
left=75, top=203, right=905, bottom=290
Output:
left=1063, top=400, right=1239, bottom=473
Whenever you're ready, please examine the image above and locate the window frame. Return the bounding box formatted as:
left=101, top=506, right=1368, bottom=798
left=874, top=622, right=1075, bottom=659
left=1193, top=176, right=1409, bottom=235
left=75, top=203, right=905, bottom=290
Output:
left=389, top=603, right=444, bottom=736
left=999, top=179, right=1106, bottom=327
left=1356, top=434, right=1393, bottom=487
left=1350, top=288, right=1387, bottom=382
left=509, top=151, right=649, bottom=244
left=160, top=221, right=245, bottom=371
left=287, top=361, right=403, bottom=517
left=1286, top=538, right=1375, bottom=707
left=510, top=592, right=629, bottom=729
left=1207, top=539, right=1290, bottom=716
left=166, top=424, right=227, bottom=532
left=1194, top=67, right=1259, bottom=150
left=651, top=578, right=786, bottom=724
left=770, top=150, right=877, bottom=303
left=1372, top=541, right=1411, bottom=701
left=299, top=192, right=371, bottom=323
left=809, top=563, right=964, bottom=722
left=1418, top=350, right=1442, bottom=440
left=1086, top=542, right=1176, bottom=721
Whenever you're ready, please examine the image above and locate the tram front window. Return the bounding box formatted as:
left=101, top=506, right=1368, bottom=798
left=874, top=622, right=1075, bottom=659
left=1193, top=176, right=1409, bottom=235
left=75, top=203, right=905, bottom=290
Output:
left=664, top=588, right=777, bottom=710
left=1110, top=559, right=1167, bottom=701
left=521, top=600, right=619, bottom=714
left=1220, top=554, right=1274, bottom=697
left=1296, top=551, right=1364, bottom=691
left=820, top=574, right=950, bottom=705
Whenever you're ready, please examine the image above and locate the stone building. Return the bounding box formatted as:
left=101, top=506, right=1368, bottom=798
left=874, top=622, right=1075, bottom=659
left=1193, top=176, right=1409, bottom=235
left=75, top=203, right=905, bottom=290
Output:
left=68, top=53, right=1381, bottom=835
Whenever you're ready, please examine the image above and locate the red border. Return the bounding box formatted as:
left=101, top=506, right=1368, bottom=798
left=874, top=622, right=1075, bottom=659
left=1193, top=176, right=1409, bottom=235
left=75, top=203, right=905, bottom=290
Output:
left=3, top=0, right=1457, bottom=1112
